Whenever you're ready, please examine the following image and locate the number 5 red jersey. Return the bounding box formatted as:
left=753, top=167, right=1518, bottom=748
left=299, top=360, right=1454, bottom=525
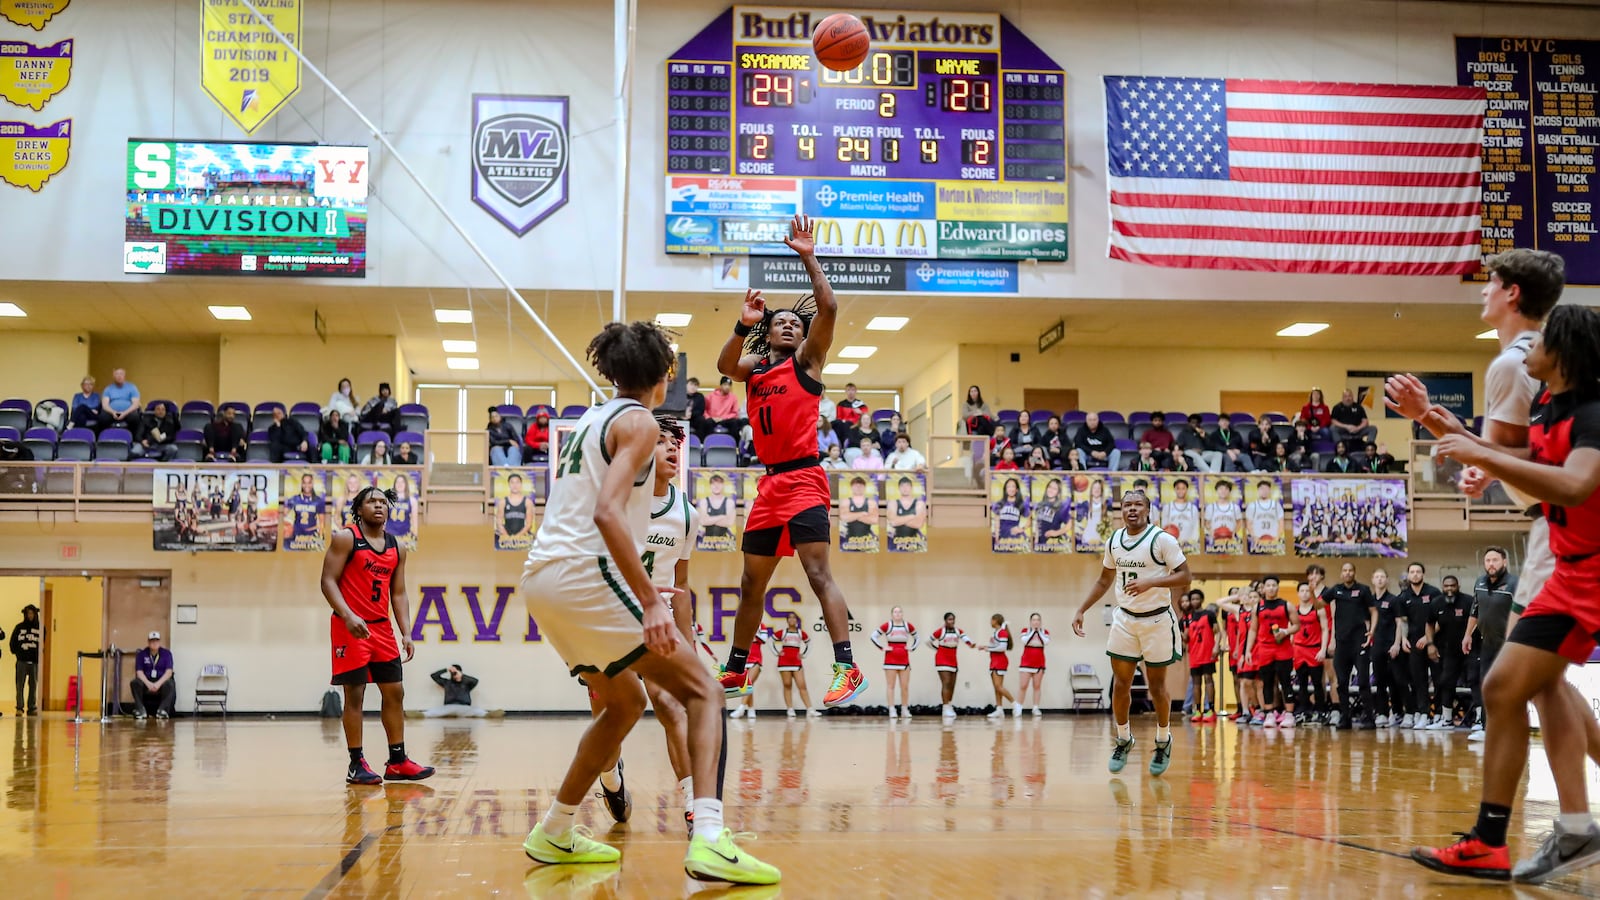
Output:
left=748, top=355, right=825, bottom=465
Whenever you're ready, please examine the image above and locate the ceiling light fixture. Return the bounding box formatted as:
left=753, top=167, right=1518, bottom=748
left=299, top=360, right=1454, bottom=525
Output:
left=1276, top=322, right=1328, bottom=337
left=822, top=362, right=859, bottom=376
left=655, top=313, right=693, bottom=327
left=1476, top=329, right=1498, bottom=340
left=208, top=305, right=252, bottom=321
left=865, top=316, right=909, bottom=331
left=0, top=302, right=25, bottom=318
left=434, top=309, right=473, bottom=324
left=441, top=339, right=478, bottom=353
left=446, top=357, right=480, bottom=370
left=838, top=345, right=878, bottom=359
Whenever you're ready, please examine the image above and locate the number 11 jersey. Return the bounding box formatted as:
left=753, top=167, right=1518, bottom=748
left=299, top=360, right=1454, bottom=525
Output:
left=748, top=355, right=825, bottom=465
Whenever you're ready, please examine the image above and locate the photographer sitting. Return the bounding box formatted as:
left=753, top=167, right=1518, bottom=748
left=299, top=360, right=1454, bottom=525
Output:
left=418, top=664, right=502, bottom=718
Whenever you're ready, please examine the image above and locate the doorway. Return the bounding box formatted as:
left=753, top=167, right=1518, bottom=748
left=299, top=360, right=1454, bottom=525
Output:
left=104, top=576, right=173, bottom=710
left=1022, top=388, right=1079, bottom=417
left=42, top=575, right=103, bottom=712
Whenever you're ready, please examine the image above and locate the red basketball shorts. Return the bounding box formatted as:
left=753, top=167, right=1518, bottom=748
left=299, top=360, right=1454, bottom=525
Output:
left=331, top=616, right=402, bottom=685
left=742, top=467, right=831, bottom=557
left=1510, top=555, right=1600, bottom=665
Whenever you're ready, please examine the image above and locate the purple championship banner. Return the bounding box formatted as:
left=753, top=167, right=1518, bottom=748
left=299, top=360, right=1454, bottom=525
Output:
left=664, top=6, right=1067, bottom=264
left=1457, top=36, right=1599, bottom=286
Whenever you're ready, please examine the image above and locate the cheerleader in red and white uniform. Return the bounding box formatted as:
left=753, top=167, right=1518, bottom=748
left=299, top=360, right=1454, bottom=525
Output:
left=986, top=614, right=1020, bottom=719
left=729, top=625, right=770, bottom=719
left=928, top=612, right=976, bottom=719
left=1017, top=612, right=1050, bottom=717
left=872, top=606, right=919, bottom=719
left=771, top=612, right=820, bottom=718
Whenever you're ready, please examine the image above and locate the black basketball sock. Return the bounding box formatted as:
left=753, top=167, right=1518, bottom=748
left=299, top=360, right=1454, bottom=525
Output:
left=388, top=742, right=406, bottom=765
left=833, top=641, right=854, bottom=667
left=348, top=747, right=364, bottom=767
left=1476, top=802, right=1512, bottom=847
left=726, top=647, right=749, bottom=675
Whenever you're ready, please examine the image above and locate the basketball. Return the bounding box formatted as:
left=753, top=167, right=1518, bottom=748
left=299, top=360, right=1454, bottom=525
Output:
left=1072, top=475, right=1090, bottom=493
left=812, top=13, right=870, bottom=71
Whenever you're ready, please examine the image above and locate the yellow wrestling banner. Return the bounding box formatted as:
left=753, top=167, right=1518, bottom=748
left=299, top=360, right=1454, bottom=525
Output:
left=0, top=0, right=69, bottom=31
left=200, top=0, right=300, bottom=134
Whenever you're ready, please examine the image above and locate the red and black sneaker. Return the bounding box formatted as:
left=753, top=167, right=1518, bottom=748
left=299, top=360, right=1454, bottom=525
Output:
left=346, top=759, right=382, bottom=786
left=1410, top=831, right=1510, bottom=881
left=384, top=758, right=436, bottom=782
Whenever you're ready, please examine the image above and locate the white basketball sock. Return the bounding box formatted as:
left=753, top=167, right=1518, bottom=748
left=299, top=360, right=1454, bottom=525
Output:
left=541, top=801, right=579, bottom=838
left=599, top=765, right=622, bottom=792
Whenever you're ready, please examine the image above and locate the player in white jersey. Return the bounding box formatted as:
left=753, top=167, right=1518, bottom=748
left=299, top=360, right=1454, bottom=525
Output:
left=1161, top=476, right=1201, bottom=549
left=1245, top=479, right=1283, bottom=552
left=1072, top=489, right=1191, bottom=778
left=519, top=322, right=778, bottom=886
left=1204, top=480, right=1242, bottom=548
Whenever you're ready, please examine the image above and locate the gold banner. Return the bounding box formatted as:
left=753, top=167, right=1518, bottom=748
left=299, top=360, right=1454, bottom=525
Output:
left=0, top=0, right=70, bottom=31
left=0, top=117, right=68, bottom=191
left=1, top=39, right=71, bottom=111
left=200, top=0, right=300, bottom=134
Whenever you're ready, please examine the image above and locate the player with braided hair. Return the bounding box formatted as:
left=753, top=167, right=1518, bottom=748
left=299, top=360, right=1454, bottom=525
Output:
left=715, top=213, right=868, bottom=709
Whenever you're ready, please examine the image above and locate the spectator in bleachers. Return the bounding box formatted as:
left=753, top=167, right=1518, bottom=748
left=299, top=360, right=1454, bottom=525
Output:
left=821, top=444, right=848, bottom=471
left=817, top=414, right=840, bottom=456
left=69, top=376, right=100, bottom=430
left=1286, top=421, right=1316, bottom=472
left=988, top=428, right=1013, bottom=467
left=1360, top=441, right=1395, bottom=474
left=358, top=382, right=399, bottom=433
left=885, top=434, right=927, bottom=471
left=1248, top=414, right=1280, bottom=471
left=393, top=442, right=420, bottom=466
left=877, top=413, right=904, bottom=451
left=853, top=435, right=884, bottom=470
left=369, top=439, right=391, bottom=466
left=1073, top=412, right=1119, bottom=470
left=0, top=437, right=35, bottom=493
left=204, top=408, right=246, bottom=463
left=963, top=385, right=994, bottom=436
left=137, top=401, right=179, bottom=461
left=100, top=368, right=141, bottom=432
left=1169, top=446, right=1198, bottom=474
left=1011, top=410, right=1037, bottom=458
left=1063, top=447, right=1088, bottom=471
left=522, top=409, right=551, bottom=463
left=834, top=383, right=868, bottom=445
left=266, top=406, right=309, bottom=464
left=817, top=389, right=836, bottom=428
left=1040, top=415, right=1069, bottom=466
left=1330, top=389, right=1377, bottom=445
left=324, top=377, right=359, bottom=423
left=1177, top=413, right=1211, bottom=471
left=1206, top=414, right=1248, bottom=472
left=319, top=411, right=353, bottom=463
left=993, top=445, right=1019, bottom=471
left=486, top=408, right=520, bottom=466
left=1269, top=442, right=1293, bottom=472
left=1142, top=411, right=1176, bottom=468
left=685, top=377, right=709, bottom=439
left=703, top=376, right=746, bottom=439
left=1026, top=446, right=1051, bottom=471
left=1323, top=440, right=1355, bottom=473
left=1132, top=441, right=1161, bottom=472
left=1297, top=389, right=1332, bottom=437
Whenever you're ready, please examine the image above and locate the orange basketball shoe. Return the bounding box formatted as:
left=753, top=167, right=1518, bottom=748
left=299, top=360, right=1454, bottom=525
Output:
left=1410, top=832, right=1510, bottom=881
left=823, top=663, right=867, bottom=707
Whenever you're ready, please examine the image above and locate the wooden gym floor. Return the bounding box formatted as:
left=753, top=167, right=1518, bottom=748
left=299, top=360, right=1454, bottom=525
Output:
left=1, top=712, right=1596, bottom=898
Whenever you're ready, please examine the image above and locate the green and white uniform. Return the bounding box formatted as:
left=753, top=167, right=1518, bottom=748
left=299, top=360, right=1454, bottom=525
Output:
left=1102, top=524, right=1187, bottom=667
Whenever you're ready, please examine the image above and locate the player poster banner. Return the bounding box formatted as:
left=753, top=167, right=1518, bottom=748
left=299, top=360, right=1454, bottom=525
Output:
left=693, top=470, right=738, bottom=552
left=1029, top=474, right=1070, bottom=553
left=1203, top=475, right=1246, bottom=556
left=1, top=39, right=71, bottom=111
left=491, top=468, right=540, bottom=552
left=200, top=0, right=300, bottom=134
left=885, top=472, right=927, bottom=553
left=0, top=118, right=69, bottom=191
left=1158, top=473, right=1203, bottom=556
left=1071, top=473, right=1112, bottom=554
left=327, top=467, right=366, bottom=531
left=471, top=94, right=570, bottom=236
left=1292, top=478, right=1409, bottom=558
left=838, top=473, right=881, bottom=553
left=0, top=0, right=69, bottom=30
left=989, top=472, right=1030, bottom=554
left=151, top=468, right=278, bottom=552
left=1243, top=476, right=1286, bottom=557
left=278, top=468, right=329, bottom=552
left=370, top=469, right=419, bottom=552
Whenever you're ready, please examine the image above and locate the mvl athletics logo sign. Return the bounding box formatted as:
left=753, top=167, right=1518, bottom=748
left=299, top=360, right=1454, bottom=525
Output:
left=471, top=94, right=569, bottom=236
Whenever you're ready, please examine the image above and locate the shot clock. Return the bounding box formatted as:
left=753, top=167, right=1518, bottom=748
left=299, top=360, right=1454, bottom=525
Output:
left=664, top=6, right=1069, bottom=263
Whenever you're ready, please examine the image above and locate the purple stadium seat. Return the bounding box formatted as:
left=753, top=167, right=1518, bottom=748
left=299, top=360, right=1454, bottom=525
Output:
left=0, top=426, right=19, bottom=443
left=220, top=401, right=252, bottom=432
left=290, top=402, right=322, bottom=435
left=995, top=408, right=1019, bottom=424
left=1230, top=412, right=1256, bottom=427
left=1311, top=439, right=1337, bottom=455
left=701, top=433, right=738, bottom=468
left=871, top=409, right=897, bottom=424
left=57, top=427, right=95, bottom=461
left=559, top=405, right=588, bottom=419
left=1128, top=412, right=1152, bottom=427
left=1062, top=410, right=1087, bottom=426
left=253, top=402, right=285, bottom=421
left=22, top=427, right=57, bottom=460
left=493, top=404, right=525, bottom=436
left=394, top=431, right=425, bottom=449
left=1264, top=412, right=1290, bottom=424
left=1097, top=411, right=1126, bottom=425
left=1114, top=438, right=1137, bottom=452
left=245, top=430, right=272, bottom=462
left=35, top=399, right=68, bottom=432
left=173, top=429, right=205, bottom=462
left=397, top=404, right=429, bottom=434
left=1198, top=413, right=1220, bottom=426
left=180, top=400, right=215, bottom=433
left=0, top=399, right=31, bottom=433
left=527, top=404, right=556, bottom=419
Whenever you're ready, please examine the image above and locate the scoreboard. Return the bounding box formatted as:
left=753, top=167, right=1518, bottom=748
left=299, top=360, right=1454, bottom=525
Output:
left=664, top=6, right=1068, bottom=262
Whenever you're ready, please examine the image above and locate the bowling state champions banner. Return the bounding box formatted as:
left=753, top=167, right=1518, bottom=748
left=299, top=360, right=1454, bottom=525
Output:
left=491, top=468, right=541, bottom=551
left=885, top=472, right=927, bottom=554
left=200, top=0, right=300, bottom=134
left=152, top=468, right=279, bottom=552
left=837, top=472, right=880, bottom=553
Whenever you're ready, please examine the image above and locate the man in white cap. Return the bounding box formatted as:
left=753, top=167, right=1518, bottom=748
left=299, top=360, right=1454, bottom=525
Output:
left=131, top=631, right=175, bottom=719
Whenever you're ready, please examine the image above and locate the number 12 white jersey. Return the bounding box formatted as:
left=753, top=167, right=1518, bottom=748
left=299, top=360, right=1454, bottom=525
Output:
left=1101, top=525, right=1186, bottom=614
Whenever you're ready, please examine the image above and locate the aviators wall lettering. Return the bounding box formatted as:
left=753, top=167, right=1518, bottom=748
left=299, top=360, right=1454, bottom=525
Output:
left=471, top=94, right=570, bottom=236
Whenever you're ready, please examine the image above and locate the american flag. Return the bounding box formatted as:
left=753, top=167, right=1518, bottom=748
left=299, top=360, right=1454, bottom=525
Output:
left=1104, top=76, right=1487, bottom=275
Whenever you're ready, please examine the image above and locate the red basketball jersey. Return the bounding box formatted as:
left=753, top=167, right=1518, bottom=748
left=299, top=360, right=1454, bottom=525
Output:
left=747, top=355, right=824, bottom=465
left=338, top=525, right=397, bottom=621
left=1293, top=601, right=1323, bottom=652
left=1255, top=599, right=1293, bottom=663
left=1186, top=609, right=1217, bottom=667
left=1529, top=390, right=1600, bottom=558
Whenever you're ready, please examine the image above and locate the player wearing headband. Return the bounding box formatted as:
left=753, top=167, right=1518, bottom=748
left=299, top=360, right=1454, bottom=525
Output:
left=320, top=485, right=434, bottom=786
left=715, top=213, right=868, bottom=710
left=1072, top=488, right=1191, bottom=777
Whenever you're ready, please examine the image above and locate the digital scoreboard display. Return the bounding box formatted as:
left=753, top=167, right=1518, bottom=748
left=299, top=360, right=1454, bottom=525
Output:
left=664, top=6, right=1069, bottom=262
left=124, top=139, right=369, bottom=277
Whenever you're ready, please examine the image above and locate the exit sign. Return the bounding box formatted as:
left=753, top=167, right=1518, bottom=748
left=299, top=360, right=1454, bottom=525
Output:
left=59, top=543, right=80, bottom=561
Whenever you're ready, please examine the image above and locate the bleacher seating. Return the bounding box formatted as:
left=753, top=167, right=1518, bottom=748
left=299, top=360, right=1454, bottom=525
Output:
left=219, top=401, right=251, bottom=430
left=701, top=434, right=738, bottom=468
left=0, top=399, right=30, bottom=433
left=290, top=402, right=321, bottom=435
left=96, top=427, right=133, bottom=462
left=22, top=427, right=56, bottom=460
left=253, top=402, right=284, bottom=423
left=57, top=428, right=94, bottom=461
left=394, top=431, right=425, bottom=452
left=496, top=404, right=525, bottom=437
left=173, top=430, right=206, bottom=462
left=245, top=431, right=272, bottom=462
left=397, top=404, right=429, bottom=434
left=559, top=405, right=587, bottom=419
left=180, top=400, right=215, bottom=433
